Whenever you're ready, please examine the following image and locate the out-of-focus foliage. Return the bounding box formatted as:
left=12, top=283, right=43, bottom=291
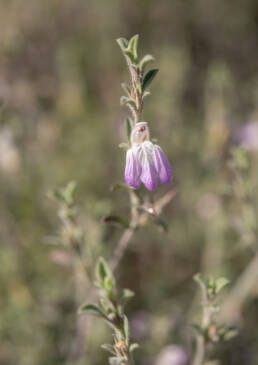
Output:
left=0, top=0, right=258, bottom=364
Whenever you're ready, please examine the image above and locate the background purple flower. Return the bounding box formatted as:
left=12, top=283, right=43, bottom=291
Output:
left=156, top=345, right=189, bottom=365
left=234, top=121, right=258, bottom=150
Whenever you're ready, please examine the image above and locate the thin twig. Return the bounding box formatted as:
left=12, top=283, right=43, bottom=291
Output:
left=110, top=188, right=178, bottom=272
left=154, top=187, right=178, bottom=215
left=110, top=190, right=139, bottom=271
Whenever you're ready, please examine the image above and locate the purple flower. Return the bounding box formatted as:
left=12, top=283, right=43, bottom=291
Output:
left=234, top=121, right=258, bottom=150
left=124, top=122, right=173, bottom=191
left=156, top=345, right=188, bottom=365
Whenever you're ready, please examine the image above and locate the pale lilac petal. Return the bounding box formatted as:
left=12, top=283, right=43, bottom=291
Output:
left=124, top=148, right=141, bottom=188
left=154, top=145, right=173, bottom=184
left=140, top=161, right=158, bottom=190
left=139, top=142, right=158, bottom=191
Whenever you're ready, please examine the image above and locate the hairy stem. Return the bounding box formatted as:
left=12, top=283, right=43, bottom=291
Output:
left=110, top=190, right=139, bottom=271
left=193, top=278, right=209, bottom=365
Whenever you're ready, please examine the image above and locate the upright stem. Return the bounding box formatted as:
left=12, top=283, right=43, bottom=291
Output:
left=132, top=70, right=143, bottom=124
left=193, top=336, right=205, bottom=365
left=110, top=188, right=178, bottom=272
left=193, top=279, right=210, bottom=365
left=110, top=190, right=139, bottom=272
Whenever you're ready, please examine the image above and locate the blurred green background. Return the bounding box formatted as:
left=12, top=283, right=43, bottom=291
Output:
left=1, top=0, right=258, bottom=364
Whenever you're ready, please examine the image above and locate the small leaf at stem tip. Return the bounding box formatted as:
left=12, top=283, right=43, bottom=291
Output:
left=121, top=83, right=131, bottom=96
left=122, top=288, right=135, bottom=301
left=126, top=117, right=134, bottom=142
left=104, top=275, right=114, bottom=292
left=96, top=257, right=116, bottom=292
left=120, top=96, right=137, bottom=108
left=97, top=256, right=108, bottom=283
left=215, top=277, right=230, bottom=294
left=96, top=257, right=116, bottom=296
left=78, top=303, right=104, bottom=317
left=129, top=343, right=139, bottom=352
left=128, top=34, right=139, bottom=60
left=193, top=273, right=206, bottom=287
left=116, top=38, right=128, bottom=51
left=142, top=69, right=159, bottom=92
left=103, top=215, right=130, bottom=228
left=139, top=54, right=155, bottom=71
left=142, top=90, right=151, bottom=100
left=101, top=344, right=116, bottom=355
left=124, top=49, right=135, bottom=63
left=120, top=288, right=135, bottom=308
left=64, top=180, right=77, bottom=205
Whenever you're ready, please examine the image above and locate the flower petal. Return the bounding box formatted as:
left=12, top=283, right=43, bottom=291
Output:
left=139, top=142, right=158, bottom=191
left=154, top=145, right=173, bottom=184
left=124, top=148, right=141, bottom=188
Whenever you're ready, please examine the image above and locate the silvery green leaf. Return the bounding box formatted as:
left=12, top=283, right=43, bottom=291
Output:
left=139, top=54, right=155, bottom=71
left=96, top=257, right=108, bottom=284
left=120, top=96, right=136, bottom=108
left=107, top=312, right=116, bottom=320
left=223, top=327, right=238, bottom=341
left=142, top=91, right=151, bottom=100
left=123, top=315, right=130, bottom=344
left=121, top=83, right=131, bottom=96
left=129, top=343, right=139, bottom=352
left=116, top=38, right=128, bottom=51
left=122, top=288, right=135, bottom=301
left=215, top=277, right=230, bottom=294
left=120, top=96, right=129, bottom=105
left=128, top=34, right=139, bottom=60
left=96, top=258, right=116, bottom=298
left=78, top=303, right=105, bottom=317
left=142, top=69, right=159, bottom=92
left=118, top=142, right=129, bottom=150
left=63, top=181, right=77, bottom=205
left=100, top=297, right=115, bottom=313
left=194, top=273, right=206, bottom=288
left=109, top=357, right=126, bottom=365
left=101, top=344, right=116, bottom=355
left=104, top=276, right=114, bottom=292
left=96, top=257, right=116, bottom=292
left=208, top=278, right=216, bottom=296
left=124, top=49, right=135, bottom=63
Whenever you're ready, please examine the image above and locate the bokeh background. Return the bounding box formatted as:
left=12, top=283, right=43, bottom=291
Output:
left=1, top=0, right=258, bottom=364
